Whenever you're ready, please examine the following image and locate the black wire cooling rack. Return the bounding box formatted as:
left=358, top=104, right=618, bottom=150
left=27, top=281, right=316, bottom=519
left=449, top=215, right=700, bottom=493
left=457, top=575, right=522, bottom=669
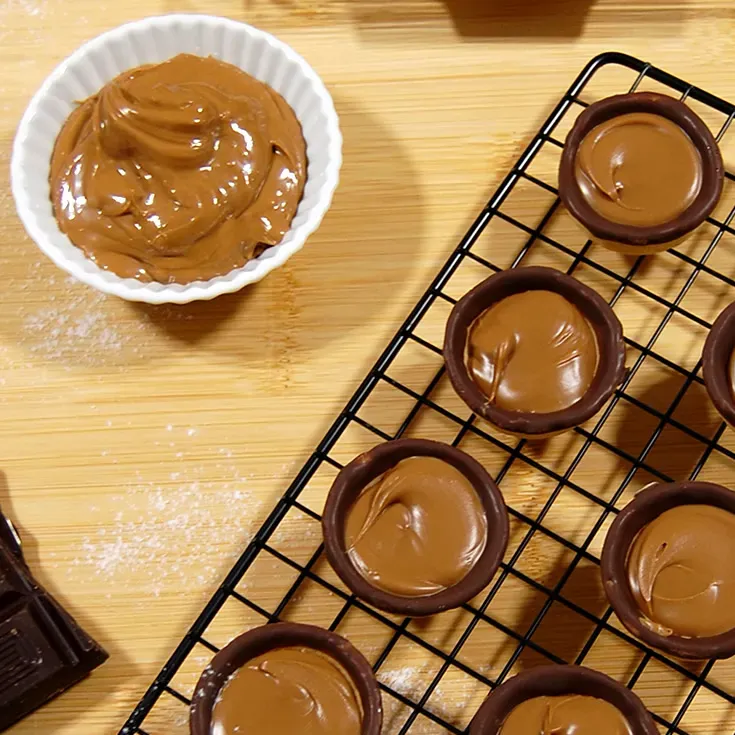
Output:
left=120, top=52, right=735, bottom=735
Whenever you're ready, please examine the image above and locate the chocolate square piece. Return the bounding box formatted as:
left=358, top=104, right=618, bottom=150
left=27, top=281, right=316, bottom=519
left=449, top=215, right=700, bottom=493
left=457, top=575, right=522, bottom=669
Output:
left=0, top=509, right=108, bottom=731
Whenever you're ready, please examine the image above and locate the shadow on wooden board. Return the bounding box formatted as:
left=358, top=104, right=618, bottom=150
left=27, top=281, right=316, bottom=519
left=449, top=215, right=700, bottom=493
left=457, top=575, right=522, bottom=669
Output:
left=349, top=0, right=693, bottom=39
left=347, top=0, right=594, bottom=37
left=443, top=0, right=596, bottom=38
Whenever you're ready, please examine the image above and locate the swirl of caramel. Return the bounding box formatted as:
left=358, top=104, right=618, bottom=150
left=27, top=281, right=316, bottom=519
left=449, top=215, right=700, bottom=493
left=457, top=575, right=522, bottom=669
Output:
left=499, top=695, right=632, bottom=735
left=344, top=457, right=487, bottom=597
left=50, top=54, right=306, bottom=284
left=626, top=504, right=735, bottom=638
left=574, top=112, right=702, bottom=228
left=466, top=290, right=599, bottom=414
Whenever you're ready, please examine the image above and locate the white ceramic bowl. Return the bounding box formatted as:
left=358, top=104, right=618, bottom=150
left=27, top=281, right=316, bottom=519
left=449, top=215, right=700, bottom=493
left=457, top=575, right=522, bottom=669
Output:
left=11, top=15, right=342, bottom=304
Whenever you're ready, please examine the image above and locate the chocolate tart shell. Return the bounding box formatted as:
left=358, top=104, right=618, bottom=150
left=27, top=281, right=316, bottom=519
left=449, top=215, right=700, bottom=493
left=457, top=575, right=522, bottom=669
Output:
left=322, top=438, right=509, bottom=617
left=443, top=266, right=626, bottom=436
left=559, top=92, right=724, bottom=247
left=702, top=301, right=735, bottom=428
left=469, top=664, right=657, bottom=734
left=189, top=622, right=383, bottom=734
left=601, top=481, right=735, bottom=660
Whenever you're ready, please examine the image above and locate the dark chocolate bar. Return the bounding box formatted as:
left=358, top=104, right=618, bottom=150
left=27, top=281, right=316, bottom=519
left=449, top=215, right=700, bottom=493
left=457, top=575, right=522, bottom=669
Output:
left=0, top=509, right=108, bottom=731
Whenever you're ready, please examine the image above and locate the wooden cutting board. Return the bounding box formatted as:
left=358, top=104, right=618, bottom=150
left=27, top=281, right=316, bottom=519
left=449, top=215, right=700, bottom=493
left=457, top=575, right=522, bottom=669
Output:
left=1, top=1, right=734, bottom=732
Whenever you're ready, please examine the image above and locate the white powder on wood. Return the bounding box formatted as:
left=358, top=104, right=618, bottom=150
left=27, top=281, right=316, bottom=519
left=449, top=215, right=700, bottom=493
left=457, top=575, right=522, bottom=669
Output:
left=20, top=277, right=143, bottom=365
left=0, top=0, right=47, bottom=19
left=69, top=462, right=262, bottom=598
left=379, top=664, right=473, bottom=733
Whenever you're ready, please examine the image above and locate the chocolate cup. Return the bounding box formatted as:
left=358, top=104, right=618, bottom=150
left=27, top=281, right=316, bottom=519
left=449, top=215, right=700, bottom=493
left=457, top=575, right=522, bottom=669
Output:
left=702, top=301, right=735, bottom=428
left=189, top=622, right=383, bottom=735
left=469, top=665, right=657, bottom=734
left=559, top=92, right=724, bottom=248
left=443, top=266, right=626, bottom=436
left=322, top=438, right=509, bottom=616
left=601, top=481, right=735, bottom=660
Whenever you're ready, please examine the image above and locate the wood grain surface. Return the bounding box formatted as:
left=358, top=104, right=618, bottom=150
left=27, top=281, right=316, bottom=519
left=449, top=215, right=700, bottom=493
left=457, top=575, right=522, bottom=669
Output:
left=2, top=1, right=735, bottom=733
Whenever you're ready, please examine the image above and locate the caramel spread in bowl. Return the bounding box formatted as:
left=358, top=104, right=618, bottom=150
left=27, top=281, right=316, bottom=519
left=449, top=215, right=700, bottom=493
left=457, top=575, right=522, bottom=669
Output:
left=50, top=53, right=307, bottom=284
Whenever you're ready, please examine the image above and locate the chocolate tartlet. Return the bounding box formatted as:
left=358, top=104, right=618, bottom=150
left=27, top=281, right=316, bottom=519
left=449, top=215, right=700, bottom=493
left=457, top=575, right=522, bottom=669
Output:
left=189, top=622, right=382, bottom=735
left=322, top=438, right=509, bottom=616
left=469, top=665, right=656, bottom=735
left=702, top=301, right=735, bottom=428
left=559, top=92, right=723, bottom=254
left=601, top=481, right=735, bottom=660
left=444, top=266, right=626, bottom=436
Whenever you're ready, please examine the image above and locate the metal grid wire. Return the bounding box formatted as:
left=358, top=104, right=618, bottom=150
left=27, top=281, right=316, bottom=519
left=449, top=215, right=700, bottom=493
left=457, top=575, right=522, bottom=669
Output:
left=120, top=52, right=735, bottom=735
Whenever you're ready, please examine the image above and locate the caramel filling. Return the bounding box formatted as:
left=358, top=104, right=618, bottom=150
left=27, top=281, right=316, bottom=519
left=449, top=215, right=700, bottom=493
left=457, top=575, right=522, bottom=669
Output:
left=50, top=54, right=306, bottom=284
left=344, top=457, right=487, bottom=597
left=466, top=290, right=599, bottom=414
left=499, top=694, right=632, bottom=735
left=211, top=646, right=362, bottom=735
left=574, top=112, right=702, bottom=227
left=626, top=504, right=735, bottom=638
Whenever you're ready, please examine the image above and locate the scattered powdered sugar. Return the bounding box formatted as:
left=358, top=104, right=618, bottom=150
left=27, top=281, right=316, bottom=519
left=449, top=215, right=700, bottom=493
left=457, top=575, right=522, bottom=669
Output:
left=378, top=664, right=477, bottom=733
left=0, top=0, right=92, bottom=38
left=69, top=460, right=263, bottom=598
left=380, top=665, right=437, bottom=735
left=192, top=663, right=219, bottom=702
left=0, top=0, right=47, bottom=20
left=25, top=302, right=123, bottom=354
left=429, top=680, right=474, bottom=723
left=19, top=275, right=144, bottom=365
left=379, top=665, right=431, bottom=701
left=270, top=514, right=319, bottom=547
left=172, top=711, right=189, bottom=731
